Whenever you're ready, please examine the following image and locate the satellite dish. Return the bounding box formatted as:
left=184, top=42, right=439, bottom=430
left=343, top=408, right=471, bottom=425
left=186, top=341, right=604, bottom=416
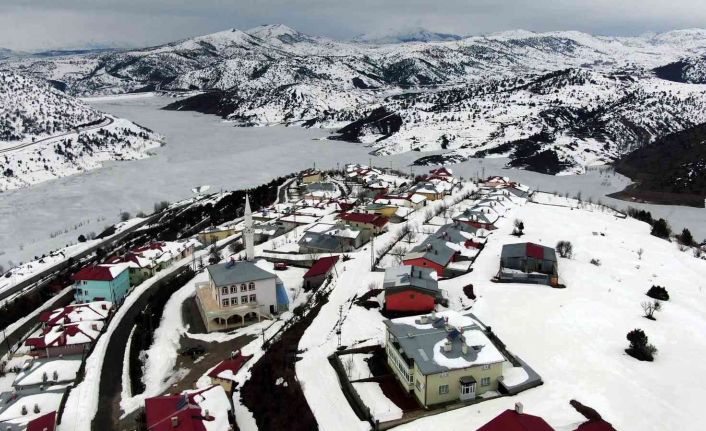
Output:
left=192, top=185, right=211, bottom=194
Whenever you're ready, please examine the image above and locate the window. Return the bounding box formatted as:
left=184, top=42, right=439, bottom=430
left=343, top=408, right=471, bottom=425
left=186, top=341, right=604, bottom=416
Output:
left=441, top=371, right=449, bottom=377
left=221, top=299, right=228, bottom=307
left=415, top=379, right=421, bottom=391
left=438, top=385, right=449, bottom=395
left=241, top=295, right=248, bottom=304
left=231, top=297, right=238, bottom=306
left=482, top=364, right=490, bottom=370
left=240, top=284, right=247, bottom=292
left=221, top=287, right=228, bottom=295
left=249, top=294, right=257, bottom=302
left=249, top=282, right=256, bottom=291
left=230, top=285, right=237, bottom=294
left=481, top=377, right=490, bottom=387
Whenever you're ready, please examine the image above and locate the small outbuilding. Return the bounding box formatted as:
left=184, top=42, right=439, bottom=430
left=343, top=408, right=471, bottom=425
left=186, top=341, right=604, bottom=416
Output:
left=477, top=403, right=555, bottom=431
left=303, top=256, right=339, bottom=291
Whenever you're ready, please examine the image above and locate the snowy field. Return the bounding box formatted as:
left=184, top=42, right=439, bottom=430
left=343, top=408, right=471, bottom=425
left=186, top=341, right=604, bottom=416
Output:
left=1, top=95, right=704, bottom=274
left=395, top=199, right=706, bottom=431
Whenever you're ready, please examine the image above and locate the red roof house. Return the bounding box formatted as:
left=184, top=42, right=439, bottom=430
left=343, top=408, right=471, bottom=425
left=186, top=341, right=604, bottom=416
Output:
left=72, top=264, right=127, bottom=281
left=338, top=212, right=389, bottom=230
left=573, top=421, right=617, bottom=431
left=208, top=352, right=253, bottom=392
left=303, top=256, right=339, bottom=290
left=27, top=411, right=57, bottom=431
left=145, top=387, right=218, bottom=431
left=477, top=405, right=555, bottom=431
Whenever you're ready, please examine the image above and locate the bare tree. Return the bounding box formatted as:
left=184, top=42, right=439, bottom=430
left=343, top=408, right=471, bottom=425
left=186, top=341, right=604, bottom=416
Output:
left=641, top=300, right=661, bottom=320
left=637, top=248, right=644, bottom=260
left=343, top=355, right=355, bottom=379
left=405, top=230, right=418, bottom=244
left=390, top=244, right=408, bottom=265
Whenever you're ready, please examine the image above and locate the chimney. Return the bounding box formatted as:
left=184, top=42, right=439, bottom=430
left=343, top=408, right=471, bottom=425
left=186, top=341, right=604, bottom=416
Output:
left=515, top=402, right=524, bottom=414
left=431, top=310, right=436, bottom=320
left=171, top=417, right=179, bottom=428
left=420, top=315, right=428, bottom=324
left=443, top=340, right=452, bottom=352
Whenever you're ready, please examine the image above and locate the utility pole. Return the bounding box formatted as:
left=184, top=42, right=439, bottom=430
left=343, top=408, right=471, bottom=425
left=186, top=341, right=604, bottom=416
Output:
left=336, top=305, right=343, bottom=349
left=370, top=233, right=375, bottom=271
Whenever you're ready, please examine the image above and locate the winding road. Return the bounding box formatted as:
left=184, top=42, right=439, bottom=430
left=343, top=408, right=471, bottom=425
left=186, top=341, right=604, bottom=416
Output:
left=0, top=116, right=114, bottom=154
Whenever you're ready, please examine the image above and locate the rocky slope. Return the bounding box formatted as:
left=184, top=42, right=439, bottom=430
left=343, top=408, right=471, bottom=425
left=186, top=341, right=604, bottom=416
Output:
left=0, top=71, right=163, bottom=190
left=612, top=122, right=706, bottom=207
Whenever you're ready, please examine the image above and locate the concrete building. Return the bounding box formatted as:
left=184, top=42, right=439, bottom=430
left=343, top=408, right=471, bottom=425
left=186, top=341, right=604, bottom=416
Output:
left=72, top=263, right=130, bottom=304
left=383, top=310, right=507, bottom=407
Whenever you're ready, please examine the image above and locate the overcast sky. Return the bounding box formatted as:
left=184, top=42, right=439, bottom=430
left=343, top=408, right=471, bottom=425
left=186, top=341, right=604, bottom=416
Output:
left=1, top=0, right=705, bottom=51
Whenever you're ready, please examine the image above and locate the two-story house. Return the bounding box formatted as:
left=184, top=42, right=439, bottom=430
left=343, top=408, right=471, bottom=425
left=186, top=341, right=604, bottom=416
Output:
left=72, top=263, right=130, bottom=304
left=383, top=310, right=507, bottom=408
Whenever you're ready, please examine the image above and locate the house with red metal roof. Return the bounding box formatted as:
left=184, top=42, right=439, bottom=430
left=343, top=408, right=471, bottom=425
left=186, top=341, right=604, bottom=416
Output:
left=303, top=256, right=339, bottom=291
left=477, top=404, right=555, bottom=431
left=26, top=411, right=56, bottom=431
left=39, top=301, right=113, bottom=327
left=72, top=263, right=130, bottom=304
left=338, top=212, right=389, bottom=239
left=144, top=386, right=231, bottom=431
left=207, top=352, right=253, bottom=393
left=25, top=320, right=104, bottom=358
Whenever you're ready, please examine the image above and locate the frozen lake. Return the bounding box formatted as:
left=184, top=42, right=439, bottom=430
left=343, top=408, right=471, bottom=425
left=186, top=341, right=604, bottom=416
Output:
left=0, top=94, right=704, bottom=268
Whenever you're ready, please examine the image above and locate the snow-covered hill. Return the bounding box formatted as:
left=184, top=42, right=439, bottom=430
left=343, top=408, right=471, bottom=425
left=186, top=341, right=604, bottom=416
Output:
left=5, top=25, right=706, bottom=174
left=0, top=71, right=163, bottom=190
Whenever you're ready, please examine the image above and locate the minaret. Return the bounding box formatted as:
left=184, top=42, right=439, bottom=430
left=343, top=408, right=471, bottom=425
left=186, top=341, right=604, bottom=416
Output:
left=244, top=193, right=255, bottom=261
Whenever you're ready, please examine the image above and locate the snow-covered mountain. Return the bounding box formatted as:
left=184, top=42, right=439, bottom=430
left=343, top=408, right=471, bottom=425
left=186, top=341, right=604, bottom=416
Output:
left=5, top=25, right=706, bottom=174
left=0, top=71, right=163, bottom=190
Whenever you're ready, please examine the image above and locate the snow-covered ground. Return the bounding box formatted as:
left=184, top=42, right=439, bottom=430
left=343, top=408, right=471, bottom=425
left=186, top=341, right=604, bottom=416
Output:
left=395, top=197, right=706, bottom=431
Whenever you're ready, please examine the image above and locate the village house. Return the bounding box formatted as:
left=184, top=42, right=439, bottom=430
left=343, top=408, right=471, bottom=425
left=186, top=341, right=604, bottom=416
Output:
left=25, top=321, right=104, bottom=358
left=411, top=182, right=446, bottom=201
left=0, top=390, right=62, bottom=431
left=453, top=207, right=500, bottom=230
left=375, top=193, right=427, bottom=211
left=497, top=242, right=559, bottom=286
left=383, top=266, right=440, bottom=313
left=338, top=212, right=389, bottom=239
left=403, top=224, right=478, bottom=276
left=303, top=256, right=339, bottom=291
left=384, top=310, right=507, bottom=407
left=198, top=225, right=238, bottom=246
left=195, top=195, right=289, bottom=332
left=301, top=170, right=323, bottom=184
left=12, top=356, right=82, bottom=390
left=298, top=223, right=364, bottom=254
left=207, top=351, right=253, bottom=393
left=108, top=239, right=200, bottom=285
left=72, top=263, right=130, bottom=303
left=144, top=386, right=231, bottom=431
left=362, top=202, right=398, bottom=218
left=39, top=301, right=112, bottom=327
left=303, top=181, right=338, bottom=201
left=477, top=403, right=555, bottom=431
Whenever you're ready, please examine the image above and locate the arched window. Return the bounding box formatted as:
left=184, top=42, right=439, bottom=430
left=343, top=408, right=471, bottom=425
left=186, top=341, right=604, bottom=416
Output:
left=240, top=284, right=247, bottom=292
left=221, top=287, right=228, bottom=295
left=249, top=282, right=255, bottom=291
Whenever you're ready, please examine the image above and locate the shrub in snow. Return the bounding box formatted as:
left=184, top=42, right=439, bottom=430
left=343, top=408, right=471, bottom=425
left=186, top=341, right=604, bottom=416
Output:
left=589, top=258, right=601, bottom=266
left=646, top=285, right=669, bottom=301
left=120, top=211, right=131, bottom=222
left=556, top=240, right=574, bottom=258
left=641, top=300, right=661, bottom=320
left=626, top=328, right=657, bottom=361
left=650, top=218, right=671, bottom=239
left=78, top=234, right=86, bottom=243
left=678, top=228, right=695, bottom=246
left=463, top=284, right=476, bottom=300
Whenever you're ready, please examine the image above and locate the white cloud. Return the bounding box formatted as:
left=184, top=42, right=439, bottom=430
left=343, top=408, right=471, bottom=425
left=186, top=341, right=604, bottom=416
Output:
left=0, top=0, right=704, bottom=51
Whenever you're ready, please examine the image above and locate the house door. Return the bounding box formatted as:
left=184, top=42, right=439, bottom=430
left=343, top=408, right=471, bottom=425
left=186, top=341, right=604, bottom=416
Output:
left=460, top=382, right=476, bottom=401
left=270, top=305, right=275, bottom=314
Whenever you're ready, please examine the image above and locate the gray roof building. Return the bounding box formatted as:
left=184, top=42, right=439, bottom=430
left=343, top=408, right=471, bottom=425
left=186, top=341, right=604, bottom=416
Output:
left=384, top=311, right=505, bottom=375
left=206, top=260, right=276, bottom=287
left=383, top=266, right=439, bottom=295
